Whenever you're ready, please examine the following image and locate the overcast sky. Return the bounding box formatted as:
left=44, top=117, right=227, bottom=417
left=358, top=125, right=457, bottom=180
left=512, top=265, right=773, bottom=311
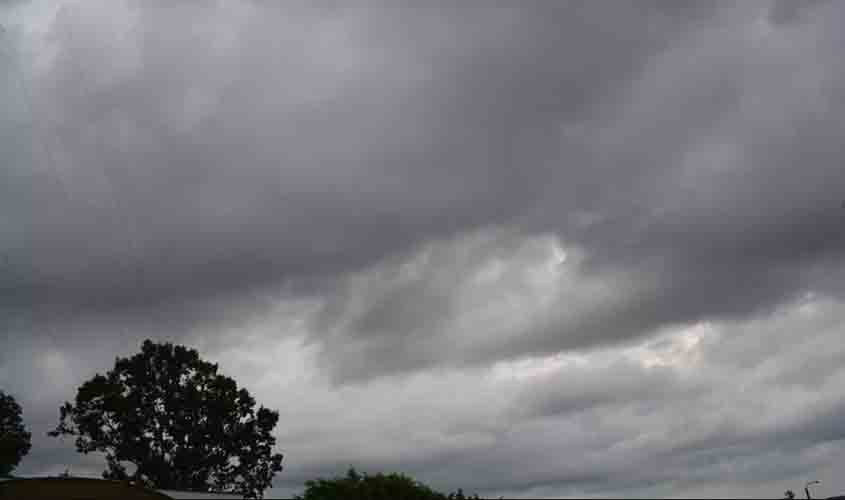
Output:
left=2, top=0, right=845, bottom=497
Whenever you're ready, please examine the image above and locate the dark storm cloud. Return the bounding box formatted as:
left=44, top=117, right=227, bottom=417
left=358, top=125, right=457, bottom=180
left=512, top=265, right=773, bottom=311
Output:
left=2, top=1, right=719, bottom=325
left=0, top=0, right=840, bottom=384
left=304, top=0, right=845, bottom=381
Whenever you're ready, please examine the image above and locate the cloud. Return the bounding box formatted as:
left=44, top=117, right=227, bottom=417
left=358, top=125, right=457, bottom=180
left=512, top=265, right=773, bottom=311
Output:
left=284, top=293, right=845, bottom=497
left=1, top=0, right=721, bottom=326
left=3, top=1, right=845, bottom=497
left=308, top=228, right=649, bottom=382
left=4, top=1, right=842, bottom=376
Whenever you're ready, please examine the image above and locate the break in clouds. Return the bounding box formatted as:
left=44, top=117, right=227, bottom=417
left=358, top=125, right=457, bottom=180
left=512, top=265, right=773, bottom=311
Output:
left=2, top=0, right=845, bottom=497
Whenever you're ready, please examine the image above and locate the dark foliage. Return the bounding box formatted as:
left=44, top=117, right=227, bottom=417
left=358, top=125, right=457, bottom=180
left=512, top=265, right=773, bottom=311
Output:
left=294, top=468, right=485, bottom=500
left=446, top=487, right=483, bottom=500
left=48, top=339, right=283, bottom=498
left=0, top=390, right=32, bottom=476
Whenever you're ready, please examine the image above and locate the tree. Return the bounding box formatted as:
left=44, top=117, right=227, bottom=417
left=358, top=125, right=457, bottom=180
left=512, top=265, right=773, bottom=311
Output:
left=784, top=490, right=796, bottom=500
left=294, top=468, right=486, bottom=500
left=295, top=468, right=447, bottom=500
left=0, top=390, right=32, bottom=476
left=48, top=339, right=283, bottom=498
left=447, top=488, right=482, bottom=500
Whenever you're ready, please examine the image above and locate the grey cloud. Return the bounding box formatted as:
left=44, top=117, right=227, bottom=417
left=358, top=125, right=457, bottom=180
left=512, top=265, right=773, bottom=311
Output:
left=306, top=0, right=845, bottom=381
left=2, top=1, right=723, bottom=331
left=768, top=0, right=832, bottom=25
left=0, top=0, right=840, bottom=381
left=4, top=1, right=845, bottom=498
left=416, top=303, right=845, bottom=497
left=510, top=360, right=700, bottom=420
left=308, top=228, right=583, bottom=381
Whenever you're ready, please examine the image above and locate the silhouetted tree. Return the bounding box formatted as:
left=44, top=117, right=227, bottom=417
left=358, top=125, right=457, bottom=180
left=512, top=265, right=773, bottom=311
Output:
left=49, top=340, right=283, bottom=498
left=294, top=468, right=488, bottom=500
left=294, top=468, right=447, bottom=500
left=0, top=390, right=32, bottom=476
left=447, top=487, right=483, bottom=500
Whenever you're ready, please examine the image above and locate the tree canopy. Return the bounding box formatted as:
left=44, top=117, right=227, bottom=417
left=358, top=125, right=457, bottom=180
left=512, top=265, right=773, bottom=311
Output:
left=0, top=390, right=32, bottom=476
left=294, top=468, right=483, bottom=500
left=48, top=339, right=283, bottom=498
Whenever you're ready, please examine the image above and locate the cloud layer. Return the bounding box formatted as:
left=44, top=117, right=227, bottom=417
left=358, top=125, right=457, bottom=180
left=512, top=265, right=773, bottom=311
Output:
left=3, top=0, right=845, bottom=497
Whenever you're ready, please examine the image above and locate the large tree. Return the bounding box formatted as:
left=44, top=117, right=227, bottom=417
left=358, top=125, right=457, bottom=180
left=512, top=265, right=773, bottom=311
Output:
left=0, top=390, right=32, bottom=476
left=49, top=340, right=283, bottom=498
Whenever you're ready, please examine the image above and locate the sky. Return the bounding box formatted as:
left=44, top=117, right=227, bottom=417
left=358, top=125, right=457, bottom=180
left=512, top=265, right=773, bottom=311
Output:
left=1, top=0, right=845, bottom=497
